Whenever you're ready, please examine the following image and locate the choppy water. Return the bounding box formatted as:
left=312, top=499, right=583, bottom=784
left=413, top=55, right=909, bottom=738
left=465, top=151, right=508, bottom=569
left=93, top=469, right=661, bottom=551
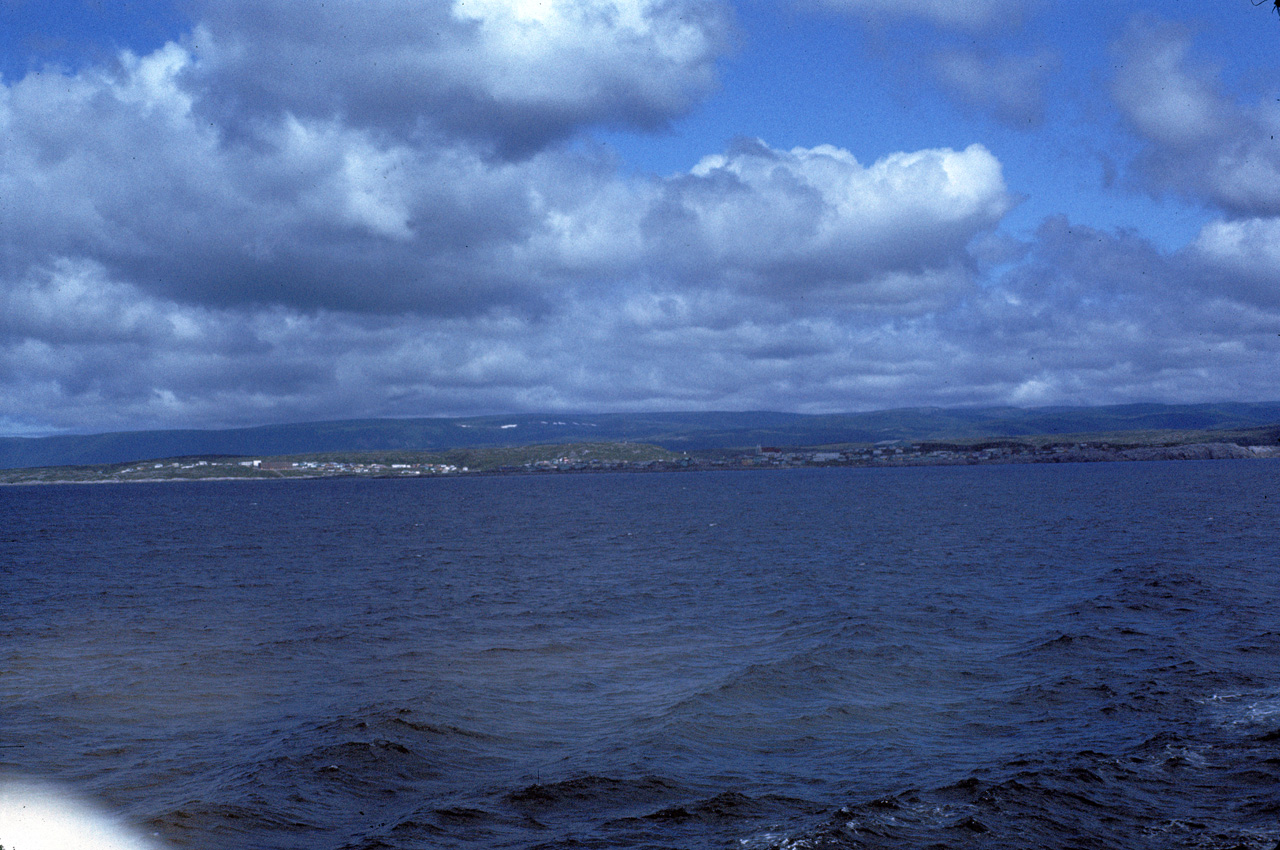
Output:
left=2, top=461, right=1279, bottom=849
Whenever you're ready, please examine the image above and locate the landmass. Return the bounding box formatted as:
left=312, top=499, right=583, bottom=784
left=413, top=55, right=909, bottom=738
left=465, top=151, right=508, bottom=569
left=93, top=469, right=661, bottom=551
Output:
left=2, top=428, right=1277, bottom=484
left=7, top=402, right=1280, bottom=471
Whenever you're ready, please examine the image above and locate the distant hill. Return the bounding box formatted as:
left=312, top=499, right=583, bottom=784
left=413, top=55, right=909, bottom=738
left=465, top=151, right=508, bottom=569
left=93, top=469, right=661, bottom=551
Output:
left=4, top=402, right=1280, bottom=470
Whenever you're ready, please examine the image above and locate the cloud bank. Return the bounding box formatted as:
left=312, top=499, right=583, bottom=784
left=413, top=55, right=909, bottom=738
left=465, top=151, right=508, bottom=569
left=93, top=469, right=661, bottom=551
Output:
left=2, top=0, right=1279, bottom=435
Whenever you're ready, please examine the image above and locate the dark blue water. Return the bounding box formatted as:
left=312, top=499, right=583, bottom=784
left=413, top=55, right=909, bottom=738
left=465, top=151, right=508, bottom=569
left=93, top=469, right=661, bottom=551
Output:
left=2, top=461, right=1279, bottom=849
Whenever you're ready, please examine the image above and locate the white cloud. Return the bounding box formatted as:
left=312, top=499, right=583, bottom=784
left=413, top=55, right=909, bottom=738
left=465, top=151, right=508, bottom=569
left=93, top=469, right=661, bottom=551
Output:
left=7, top=27, right=1277, bottom=437
left=1191, top=218, right=1280, bottom=274
left=9, top=207, right=1279, bottom=437
left=5, top=230, right=1280, bottom=435
left=682, top=140, right=1010, bottom=292
left=112, top=43, right=196, bottom=118
left=5, top=2, right=1280, bottom=437
left=0, top=46, right=570, bottom=314
left=1, top=259, right=184, bottom=344
left=450, top=0, right=722, bottom=101
left=6, top=10, right=1011, bottom=324
left=1189, top=217, right=1280, bottom=306
left=269, top=116, right=417, bottom=241
left=530, top=139, right=1011, bottom=307
left=1111, top=16, right=1280, bottom=217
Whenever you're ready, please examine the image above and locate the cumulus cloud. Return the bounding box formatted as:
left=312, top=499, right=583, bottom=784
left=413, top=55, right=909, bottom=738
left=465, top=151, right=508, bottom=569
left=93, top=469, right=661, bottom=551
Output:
left=937, top=217, right=1280, bottom=407
left=678, top=140, right=1011, bottom=283
left=4, top=1, right=1280, bottom=436
left=2, top=38, right=1010, bottom=319
left=1110, top=16, right=1280, bottom=317
left=186, top=0, right=733, bottom=156
left=0, top=23, right=1021, bottom=435
left=534, top=139, right=1012, bottom=308
left=0, top=43, right=575, bottom=315
left=1111, top=17, right=1280, bottom=217
left=0, top=260, right=343, bottom=431
left=8, top=210, right=1279, bottom=435
left=1187, top=217, right=1280, bottom=308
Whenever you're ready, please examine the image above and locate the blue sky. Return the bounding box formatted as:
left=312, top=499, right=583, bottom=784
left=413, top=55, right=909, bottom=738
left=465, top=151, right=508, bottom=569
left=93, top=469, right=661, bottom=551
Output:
left=2, top=0, right=1279, bottom=435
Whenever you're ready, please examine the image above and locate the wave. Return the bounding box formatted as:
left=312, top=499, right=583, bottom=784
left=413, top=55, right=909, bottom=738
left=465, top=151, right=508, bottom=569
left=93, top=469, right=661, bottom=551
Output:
left=140, top=708, right=507, bottom=849
left=741, top=725, right=1280, bottom=850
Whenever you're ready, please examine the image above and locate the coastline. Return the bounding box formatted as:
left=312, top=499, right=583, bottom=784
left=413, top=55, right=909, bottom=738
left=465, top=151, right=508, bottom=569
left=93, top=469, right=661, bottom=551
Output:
left=2, top=440, right=1276, bottom=485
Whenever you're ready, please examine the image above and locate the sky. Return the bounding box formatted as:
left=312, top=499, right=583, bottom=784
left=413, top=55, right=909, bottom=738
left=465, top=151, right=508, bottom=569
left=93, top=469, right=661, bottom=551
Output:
left=2, top=0, right=1279, bottom=436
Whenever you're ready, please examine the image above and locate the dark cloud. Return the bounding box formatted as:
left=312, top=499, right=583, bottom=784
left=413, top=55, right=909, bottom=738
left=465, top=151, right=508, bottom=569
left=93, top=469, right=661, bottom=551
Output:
left=186, top=0, right=734, bottom=157
left=5, top=216, right=1280, bottom=433
left=0, top=52, right=576, bottom=315
left=939, top=217, right=1280, bottom=406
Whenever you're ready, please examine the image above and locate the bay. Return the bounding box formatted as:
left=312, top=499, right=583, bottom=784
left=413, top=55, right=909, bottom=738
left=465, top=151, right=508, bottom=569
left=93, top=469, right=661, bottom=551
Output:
left=2, top=461, right=1279, bottom=849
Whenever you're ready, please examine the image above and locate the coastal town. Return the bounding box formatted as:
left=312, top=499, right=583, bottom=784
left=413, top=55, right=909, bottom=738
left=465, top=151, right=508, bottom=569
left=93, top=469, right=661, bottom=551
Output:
left=1, top=437, right=1276, bottom=484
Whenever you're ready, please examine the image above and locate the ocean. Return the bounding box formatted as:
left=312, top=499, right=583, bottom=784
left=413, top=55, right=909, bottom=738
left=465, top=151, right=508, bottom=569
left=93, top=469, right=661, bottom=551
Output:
left=2, top=460, right=1279, bottom=849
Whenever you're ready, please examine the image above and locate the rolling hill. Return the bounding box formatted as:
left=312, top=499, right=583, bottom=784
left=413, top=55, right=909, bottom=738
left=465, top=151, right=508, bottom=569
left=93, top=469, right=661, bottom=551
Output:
left=4, top=402, right=1280, bottom=470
